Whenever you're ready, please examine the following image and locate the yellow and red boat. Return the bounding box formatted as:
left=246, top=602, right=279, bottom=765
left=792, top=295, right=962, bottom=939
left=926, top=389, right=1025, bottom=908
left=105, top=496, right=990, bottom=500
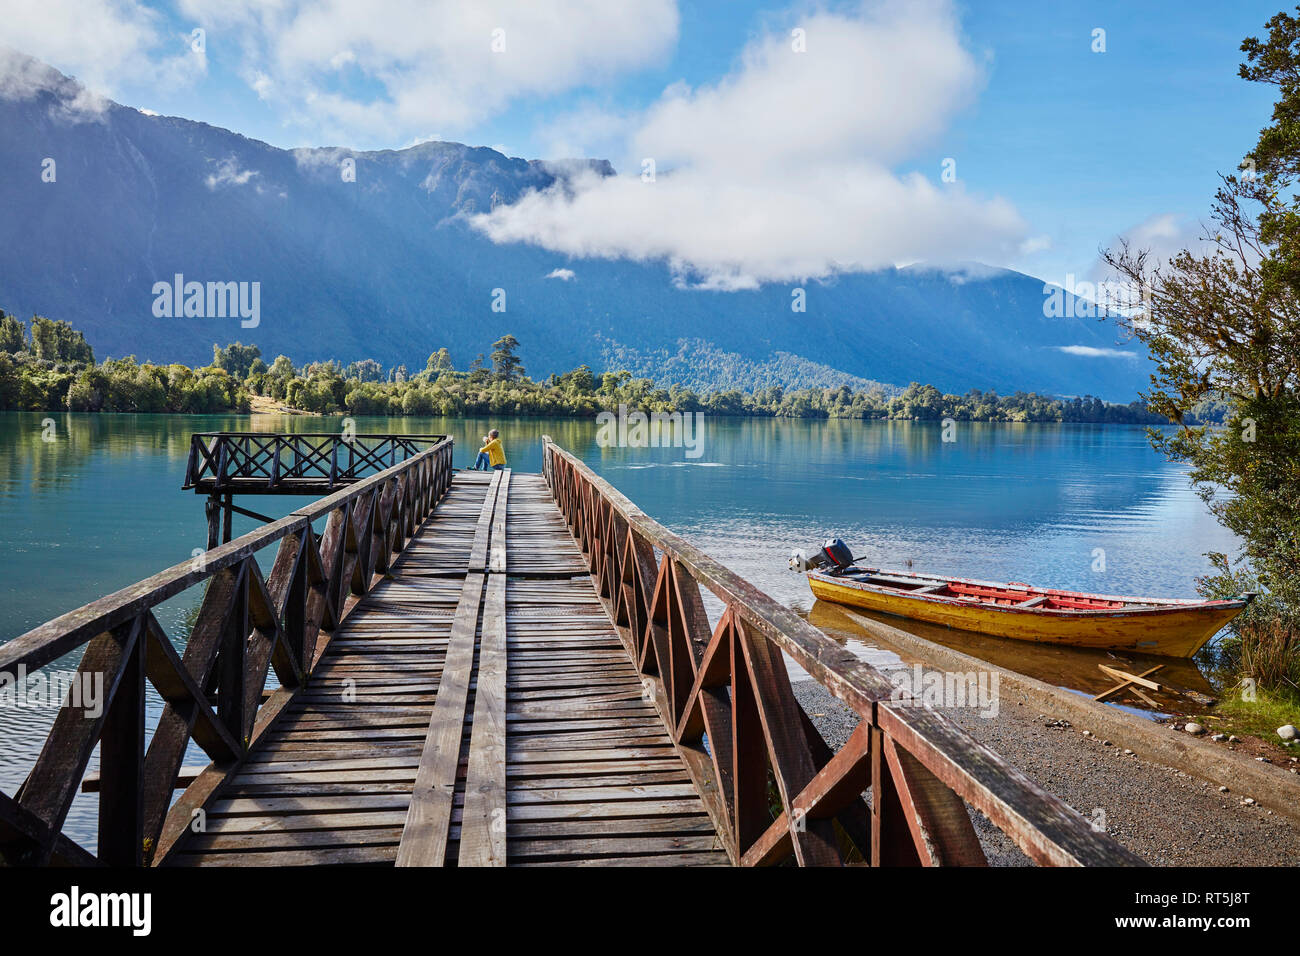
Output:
left=793, top=543, right=1251, bottom=658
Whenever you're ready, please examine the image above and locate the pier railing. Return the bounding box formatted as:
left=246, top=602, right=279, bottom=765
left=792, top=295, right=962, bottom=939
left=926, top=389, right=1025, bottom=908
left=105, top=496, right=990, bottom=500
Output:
left=184, top=432, right=447, bottom=494
left=542, top=440, right=1143, bottom=867
left=0, top=436, right=453, bottom=866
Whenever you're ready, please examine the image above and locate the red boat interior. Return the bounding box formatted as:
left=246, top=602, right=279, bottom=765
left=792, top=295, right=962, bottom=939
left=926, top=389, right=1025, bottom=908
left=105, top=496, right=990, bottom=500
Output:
left=848, top=571, right=1134, bottom=610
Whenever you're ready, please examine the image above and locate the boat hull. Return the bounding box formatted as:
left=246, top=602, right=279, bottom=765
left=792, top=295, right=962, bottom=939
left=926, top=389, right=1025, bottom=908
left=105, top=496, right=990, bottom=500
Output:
left=807, top=573, right=1246, bottom=658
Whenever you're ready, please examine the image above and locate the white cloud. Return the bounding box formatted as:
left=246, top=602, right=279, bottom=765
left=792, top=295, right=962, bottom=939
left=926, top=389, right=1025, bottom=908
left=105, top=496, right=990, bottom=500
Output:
left=1019, top=234, right=1052, bottom=255
left=1085, top=212, right=1216, bottom=285
left=291, top=146, right=354, bottom=173
left=1120, top=213, right=1199, bottom=253
left=545, top=268, right=576, bottom=281
left=1054, top=346, right=1139, bottom=360
left=176, top=0, right=679, bottom=143
left=205, top=156, right=260, bottom=189
left=250, top=71, right=273, bottom=101
left=0, top=48, right=111, bottom=120
left=0, top=0, right=205, bottom=107
left=470, top=1, right=1028, bottom=287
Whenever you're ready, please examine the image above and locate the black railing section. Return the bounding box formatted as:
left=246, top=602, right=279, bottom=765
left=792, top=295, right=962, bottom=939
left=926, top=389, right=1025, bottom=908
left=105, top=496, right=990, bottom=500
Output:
left=184, top=433, right=448, bottom=494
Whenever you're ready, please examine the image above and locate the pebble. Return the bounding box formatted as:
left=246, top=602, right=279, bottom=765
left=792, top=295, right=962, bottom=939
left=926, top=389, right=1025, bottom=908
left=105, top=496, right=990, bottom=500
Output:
left=1219, top=786, right=1230, bottom=793
left=1278, top=724, right=1298, bottom=741
left=1229, top=735, right=1241, bottom=743
left=1124, top=749, right=1134, bottom=756
left=1102, top=740, right=1112, bottom=747
left=1184, top=722, right=1205, bottom=735
left=1256, top=756, right=1271, bottom=764
left=1211, top=733, right=1227, bottom=742
left=1242, top=797, right=1257, bottom=806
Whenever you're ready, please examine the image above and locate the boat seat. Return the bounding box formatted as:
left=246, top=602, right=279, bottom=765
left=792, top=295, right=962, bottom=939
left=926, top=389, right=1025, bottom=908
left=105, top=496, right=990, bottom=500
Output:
left=1016, top=595, right=1048, bottom=608
left=867, top=573, right=941, bottom=588
left=913, top=584, right=946, bottom=594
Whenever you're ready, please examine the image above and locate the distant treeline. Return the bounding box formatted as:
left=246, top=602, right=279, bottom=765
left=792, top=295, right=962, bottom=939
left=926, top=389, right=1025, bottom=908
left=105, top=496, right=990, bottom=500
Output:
left=0, top=311, right=1222, bottom=425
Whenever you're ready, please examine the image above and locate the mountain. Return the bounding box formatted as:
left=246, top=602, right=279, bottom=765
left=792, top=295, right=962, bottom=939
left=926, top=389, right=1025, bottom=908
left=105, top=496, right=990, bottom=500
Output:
left=0, top=54, right=1151, bottom=399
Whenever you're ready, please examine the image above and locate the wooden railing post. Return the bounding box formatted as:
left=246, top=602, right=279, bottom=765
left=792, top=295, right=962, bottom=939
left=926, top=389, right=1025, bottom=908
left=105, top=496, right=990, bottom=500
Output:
left=215, top=560, right=252, bottom=747
left=318, top=504, right=348, bottom=630
left=349, top=491, right=374, bottom=596
left=96, top=618, right=146, bottom=866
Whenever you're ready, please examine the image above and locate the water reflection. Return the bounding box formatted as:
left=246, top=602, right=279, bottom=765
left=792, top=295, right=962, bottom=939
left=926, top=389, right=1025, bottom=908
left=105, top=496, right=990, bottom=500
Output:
left=806, top=601, right=1219, bottom=714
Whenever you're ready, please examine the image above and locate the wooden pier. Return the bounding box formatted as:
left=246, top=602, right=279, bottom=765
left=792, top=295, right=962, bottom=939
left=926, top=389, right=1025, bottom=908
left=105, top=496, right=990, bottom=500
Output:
left=176, top=469, right=725, bottom=866
left=0, top=435, right=1142, bottom=867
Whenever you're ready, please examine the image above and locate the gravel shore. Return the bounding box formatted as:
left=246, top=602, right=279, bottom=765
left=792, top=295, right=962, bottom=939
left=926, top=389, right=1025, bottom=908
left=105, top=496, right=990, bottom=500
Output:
left=793, top=678, right=1300, bottom=866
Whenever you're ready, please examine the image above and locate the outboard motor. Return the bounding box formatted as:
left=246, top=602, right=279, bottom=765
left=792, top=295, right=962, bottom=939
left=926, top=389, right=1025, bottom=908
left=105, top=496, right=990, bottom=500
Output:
left=789, top=548, right=824, bottom=572
left=821, top=538, right=854, bottom=574
left=789, top=538, right=855, bottom=574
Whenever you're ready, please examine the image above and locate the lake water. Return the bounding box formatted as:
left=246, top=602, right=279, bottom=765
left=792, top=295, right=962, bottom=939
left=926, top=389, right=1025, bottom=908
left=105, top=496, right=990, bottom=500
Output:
left=0, top=411, right=1237, bottom=847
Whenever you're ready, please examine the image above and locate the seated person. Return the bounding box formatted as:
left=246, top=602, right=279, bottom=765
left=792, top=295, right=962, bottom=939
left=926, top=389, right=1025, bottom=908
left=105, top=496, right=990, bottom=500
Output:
left=480, top=429, right=506, bottom=470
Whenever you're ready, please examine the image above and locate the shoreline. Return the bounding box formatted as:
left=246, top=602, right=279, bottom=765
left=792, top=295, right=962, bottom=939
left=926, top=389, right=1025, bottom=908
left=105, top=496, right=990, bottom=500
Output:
left=248, top=394, right=317, bottom=416
left=0, top=405, right=1192, bottom=426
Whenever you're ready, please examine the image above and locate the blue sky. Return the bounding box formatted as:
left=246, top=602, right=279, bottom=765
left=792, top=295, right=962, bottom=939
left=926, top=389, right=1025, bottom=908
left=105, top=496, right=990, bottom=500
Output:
left=0, top=0, right=1282, bottom=288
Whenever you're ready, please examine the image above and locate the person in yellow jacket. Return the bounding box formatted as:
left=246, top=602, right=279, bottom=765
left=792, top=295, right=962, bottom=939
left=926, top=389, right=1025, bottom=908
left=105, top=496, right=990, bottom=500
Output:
left=478, top=429, right=506, bottom=470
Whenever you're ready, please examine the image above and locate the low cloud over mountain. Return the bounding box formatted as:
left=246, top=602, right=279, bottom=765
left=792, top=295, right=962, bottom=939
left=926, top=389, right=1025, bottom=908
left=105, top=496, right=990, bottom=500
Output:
left=0, top=54, right=1149, bottom=399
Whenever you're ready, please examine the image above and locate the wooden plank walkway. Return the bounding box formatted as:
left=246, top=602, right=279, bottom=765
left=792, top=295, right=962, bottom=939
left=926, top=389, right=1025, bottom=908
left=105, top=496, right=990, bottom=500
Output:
left=171, top=470, right=728, bottom=866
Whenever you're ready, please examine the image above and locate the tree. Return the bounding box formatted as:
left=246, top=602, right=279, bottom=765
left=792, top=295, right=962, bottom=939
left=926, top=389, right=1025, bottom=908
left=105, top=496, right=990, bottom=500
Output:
left=599, top=370, right=631, bottom=394
left=490, top=334, right=524, bottom=382
left=425, top=349, right=454, bottom=375
left=29, top=316, right=93, bottom=364
left=1102, top=14, right=1300, bottom=619
left=346, top=358, right=383, bottom=382
left=0, top=311, right=26, bottom=354
left=212, top=342, right=262, bottom=379
left=1241, top=8, right=1300, bottom=298
left=0, top=353, right=20, bottom=406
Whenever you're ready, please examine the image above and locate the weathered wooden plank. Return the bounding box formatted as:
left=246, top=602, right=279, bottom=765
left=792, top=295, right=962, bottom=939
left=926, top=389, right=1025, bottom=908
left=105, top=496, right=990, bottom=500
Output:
left=737, top=620, right=841, bottom=867
left=876, top=703, right=1145, bottom=866
left=96, top=631, right=146, bottom=865
left=16, top=616, right=143, bottom=860
left=515, top=850, right=729, bottom=867
left=742, top=722, right=871, bottom=866
left=489, top=468, right=510, bottom=573
left=882, top=735, right=986, bottom=867
left=459, top=569, right=508, bottom=866
left=394, top=474, right=500, bottom=866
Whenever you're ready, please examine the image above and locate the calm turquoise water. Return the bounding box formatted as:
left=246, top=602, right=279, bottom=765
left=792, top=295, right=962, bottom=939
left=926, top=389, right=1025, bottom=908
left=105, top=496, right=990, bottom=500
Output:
left=0, top=411, right=1236, bottom=847
left=0, top=412, right=1235, bottom=641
